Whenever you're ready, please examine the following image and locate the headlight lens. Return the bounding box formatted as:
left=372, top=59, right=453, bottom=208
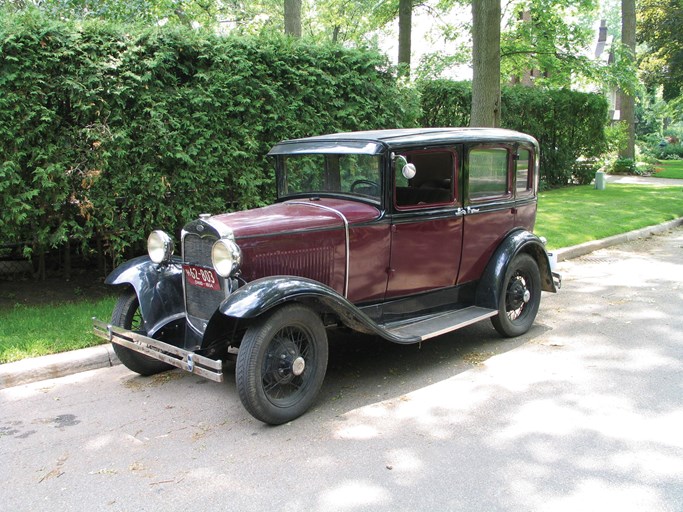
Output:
left=212, top=239, right=242, bottom=277
left=147, top=230, right=174, bottom=264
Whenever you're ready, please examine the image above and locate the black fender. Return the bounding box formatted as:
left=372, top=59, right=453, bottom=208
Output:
left=475, top=229, right=557, bottom=310
left=105, top=255, right=185, bottom=337
left=214, top=276, right=420, bottom=345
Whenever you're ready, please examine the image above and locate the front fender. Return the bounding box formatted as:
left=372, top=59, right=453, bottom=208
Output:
left=475, top=229, right=557, bottom=310
left=105, top=255, right=185, bottom=336
left=219, top=276, right=351, bottom=319
left=217, top=276, right=421, bottom=344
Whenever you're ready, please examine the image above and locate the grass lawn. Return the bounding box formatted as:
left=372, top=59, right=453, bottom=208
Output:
left=1, top=183, right=682, bottom=363
left=536, top=184, right=683, bottom=249
left=653, top=160, right=683, bottom=179
left=0, top=296, right=116, bottom=363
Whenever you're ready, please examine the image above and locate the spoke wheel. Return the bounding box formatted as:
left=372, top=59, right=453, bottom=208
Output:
left=491, top=253, right=541, bottom=338
left=236, top=304, right=328, bottom=425
left=111, top=289, right=172, bottom=376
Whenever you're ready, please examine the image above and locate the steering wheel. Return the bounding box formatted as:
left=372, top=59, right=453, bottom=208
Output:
left=350, top=179, right=380, bottom=196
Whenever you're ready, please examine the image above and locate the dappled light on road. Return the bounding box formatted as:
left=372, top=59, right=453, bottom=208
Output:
left=1, top=228, right=682, bottom=511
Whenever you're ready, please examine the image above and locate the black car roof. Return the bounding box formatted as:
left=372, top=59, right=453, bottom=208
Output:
left=268, top=128, right=538, bottom=155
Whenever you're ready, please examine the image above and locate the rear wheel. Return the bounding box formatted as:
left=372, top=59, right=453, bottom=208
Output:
left=491, top=253, right=541, bottom=338
left=236, top=304, right=328, bottom=425
left=111, top=289, right=173, bottom=376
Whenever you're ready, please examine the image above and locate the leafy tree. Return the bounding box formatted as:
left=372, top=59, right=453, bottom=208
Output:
left=397, top=0, right=412, bottom=76
left=284, top=0, right=302, bottom=36
left=638, top=0, right=683, bottom=102
left=501, top=0, right=599, bottom=88
left=619, top=0, right=636, bottom=159
left=471, top=0, right=501, bottom=127
left=1, top=0, right=225, bottom=27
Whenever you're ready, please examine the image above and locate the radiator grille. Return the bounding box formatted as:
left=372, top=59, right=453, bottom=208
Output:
left=182, top=231, right=225, bottom=329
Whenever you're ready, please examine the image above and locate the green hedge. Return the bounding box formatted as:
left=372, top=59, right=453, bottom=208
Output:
left=420, top=80, right=609, bottom=187
left=0, top=12, right=418, bottom=272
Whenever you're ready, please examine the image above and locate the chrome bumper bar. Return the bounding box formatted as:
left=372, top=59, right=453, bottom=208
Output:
left=552, top=271, right=562, bottom=290
left=93, top=318, right=223, bottom=383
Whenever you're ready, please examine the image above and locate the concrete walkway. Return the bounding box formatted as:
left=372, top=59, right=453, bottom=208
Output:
left=606, top=174, right=683, bottom=187
left=2, top=174, right=682, bottom=389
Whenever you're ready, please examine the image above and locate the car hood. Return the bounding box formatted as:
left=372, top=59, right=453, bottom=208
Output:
left=211, top=198, right=381, bottom=239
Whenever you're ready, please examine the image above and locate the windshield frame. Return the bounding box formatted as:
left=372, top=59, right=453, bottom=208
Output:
left=272, top=149, right=386, bottom=205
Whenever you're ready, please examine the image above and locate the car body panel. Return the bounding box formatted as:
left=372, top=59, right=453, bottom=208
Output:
left=97, top=128, right=558, bottom=401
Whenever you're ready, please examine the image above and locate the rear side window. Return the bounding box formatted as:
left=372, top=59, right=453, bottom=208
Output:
left=516, top=148, right=533, bottom=198
left=468, top=147, right=510, bottom=200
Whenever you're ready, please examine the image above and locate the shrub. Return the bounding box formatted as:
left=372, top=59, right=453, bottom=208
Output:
left=572, top=159, right=601, bottom=185
left=609, top=157, right=637, bottom=174
left=0, top=12, right=418, bottom=272
left=419, top=81, right=609, bottom=188
left=654, top=143, right=683, bottom=160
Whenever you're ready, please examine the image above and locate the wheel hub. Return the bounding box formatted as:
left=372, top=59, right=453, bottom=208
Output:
left=507, top=279, right=530, bottom=310
left=291, top=356, right=306, bottom=376
left=272, top=340, right=306, bottom=382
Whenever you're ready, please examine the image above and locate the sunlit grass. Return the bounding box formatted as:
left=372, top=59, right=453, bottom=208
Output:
left=2, top=184, right=683, bottom=363
left=536, top=184, right=683, bottom=249
left=653, top=160, right=683, bottom=179
left=0, top=296, right=116, bottom=363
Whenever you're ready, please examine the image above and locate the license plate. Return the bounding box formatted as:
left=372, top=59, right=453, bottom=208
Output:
left=183, top=265, right=221, bottom=291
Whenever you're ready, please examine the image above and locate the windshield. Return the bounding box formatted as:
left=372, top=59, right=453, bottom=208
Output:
left=278, top=153, right=382, bottom=201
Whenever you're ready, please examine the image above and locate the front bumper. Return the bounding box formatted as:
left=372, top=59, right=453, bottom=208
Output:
left=92, top=318, right=224, bottom=382
left=552, top=271, right=562, bottom=289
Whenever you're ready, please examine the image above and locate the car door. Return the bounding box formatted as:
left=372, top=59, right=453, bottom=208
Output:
left=458, top=144, right=516, bottom=284
left=385, top=147, right=464, bottom=299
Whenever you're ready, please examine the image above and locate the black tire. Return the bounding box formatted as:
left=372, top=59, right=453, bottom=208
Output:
left=236, top=304, right=328, bottom=425
left=111, top=289, right=173, bottom=376
left=491, top=253, right=541, bottom=338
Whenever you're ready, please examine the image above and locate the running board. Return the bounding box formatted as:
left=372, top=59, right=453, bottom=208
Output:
left=383, top=306, right=497, bottom=341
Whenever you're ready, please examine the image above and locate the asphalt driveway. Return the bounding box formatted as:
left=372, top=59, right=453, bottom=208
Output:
left=1, top=227, right=682, bottom=512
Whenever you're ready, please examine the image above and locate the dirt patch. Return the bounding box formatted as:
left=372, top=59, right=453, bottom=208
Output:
left=0, top=269, right=114, bottom=310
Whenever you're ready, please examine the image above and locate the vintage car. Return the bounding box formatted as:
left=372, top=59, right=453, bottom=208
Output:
left=94, top=128, right=560, bottom=425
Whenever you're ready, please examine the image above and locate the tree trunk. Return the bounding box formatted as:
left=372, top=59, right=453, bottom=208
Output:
left=284, top=0, right=302, bottom=37
left=619, top=0, right=636, bottom=159
left=398, top=0, right=412, bottom=78
left=471, top=0, right=501, bottom=127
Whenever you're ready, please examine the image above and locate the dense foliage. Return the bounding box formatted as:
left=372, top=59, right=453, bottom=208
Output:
left=420, top=79, right=608, bottom=187
left=0, top=12, right=418, bottom=273
left=638, top=0, right=683, bottom=102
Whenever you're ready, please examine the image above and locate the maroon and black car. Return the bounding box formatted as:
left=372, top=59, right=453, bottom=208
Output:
left=94, top=128, right=561, bottom=424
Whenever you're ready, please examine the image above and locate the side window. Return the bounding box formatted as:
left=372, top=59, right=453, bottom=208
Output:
left=516, top=148, right=533, bottom=198
left=468, top=147, right=510, bottom=200
left=394, top=150, right=455, bottom=208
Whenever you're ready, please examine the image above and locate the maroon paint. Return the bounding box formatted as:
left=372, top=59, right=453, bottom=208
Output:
left=212, top=199, right=387, bottom=301
left=458, top=208, right=515, bottom=284
left=386, top=216, right=463, bottom=297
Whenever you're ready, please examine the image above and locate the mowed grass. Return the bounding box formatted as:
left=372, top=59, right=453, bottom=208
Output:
left=0, top=296, right=116, bottom=363
left=653, top=160, right=683, bottom=179
left=536, top=184, right=683, bottom=249
left=2, top=183, right=683, bottom=363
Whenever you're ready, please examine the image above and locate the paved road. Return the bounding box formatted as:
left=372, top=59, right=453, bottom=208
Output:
left=2, top=228, right=682, bottom=512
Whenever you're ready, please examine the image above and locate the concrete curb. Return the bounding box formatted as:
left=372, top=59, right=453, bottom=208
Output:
left=2, top=217, right=682, bottom=390
left=0, top=344, right=120, bottom=389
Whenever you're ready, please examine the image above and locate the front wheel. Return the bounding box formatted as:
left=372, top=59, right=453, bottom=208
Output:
left=236, top=304, right=328, bottom=425
left=110, top=289, right=173, bottom=376
left=491, top=253, right=541, bottom=338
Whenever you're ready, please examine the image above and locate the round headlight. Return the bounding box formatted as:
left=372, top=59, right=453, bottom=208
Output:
left=212, top=239, right=242, bottom=277
left=147, top=230, right=174, bottom=264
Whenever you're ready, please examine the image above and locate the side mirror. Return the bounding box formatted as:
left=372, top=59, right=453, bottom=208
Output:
left=395, top=155, right=417, bottom=180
